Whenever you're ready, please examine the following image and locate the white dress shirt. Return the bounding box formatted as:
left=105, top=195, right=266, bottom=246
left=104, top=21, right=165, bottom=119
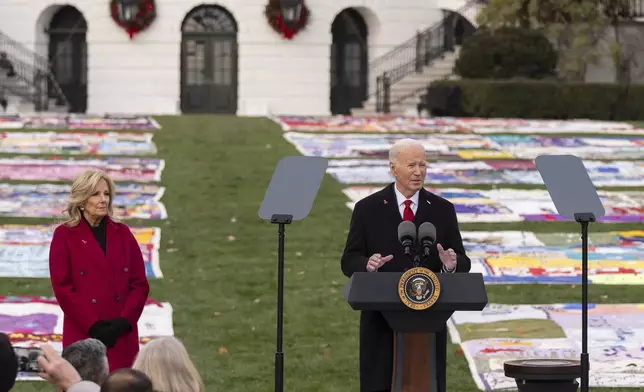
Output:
left=393, top=185, right=456, bottom=273
left=394, top=186, right=419, bottom=218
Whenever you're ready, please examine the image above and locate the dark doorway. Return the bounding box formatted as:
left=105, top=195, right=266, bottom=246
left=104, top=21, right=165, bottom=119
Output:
left=330, top=8, right=368, bottom=115
left=180, top=5, right=238, bottom=114
left=48, top=5, right=87, bottom=113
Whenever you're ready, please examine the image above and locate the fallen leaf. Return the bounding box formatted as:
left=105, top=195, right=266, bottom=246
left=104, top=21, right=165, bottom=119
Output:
left=214, top=312, right=221, bottom=316
left=324, top=350, right=331, bottom=360
left=168, top=239, right=174, bottom=245
left=297, top=271, right=305, bottom=275
left=266, top=144, right=272, bottom=149
left=218, top=347, right=228, bottom=354
left=230, top=217, right=237, bottom=223
left=227, top=235, right=236, bottom=241
left=330, top=288, right=338, bottom=294
left=254, top=298, right=261, bottom=303
left=456, top=347, right=464, bottom=355
left=571, top=285, right=577, bottom=289
left=166, top=248, right=178, bottom=253
left=295, top=251, right=303, bottom=257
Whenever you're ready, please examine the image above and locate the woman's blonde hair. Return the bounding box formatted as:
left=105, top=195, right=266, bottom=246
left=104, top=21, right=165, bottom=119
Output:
left=132, top=337, right=204, bottom=392
left=63, top=169, right=118, bottom=227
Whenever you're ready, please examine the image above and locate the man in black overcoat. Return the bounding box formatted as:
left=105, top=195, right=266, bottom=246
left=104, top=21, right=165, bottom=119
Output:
left=341, top=138, right=471, bottom=392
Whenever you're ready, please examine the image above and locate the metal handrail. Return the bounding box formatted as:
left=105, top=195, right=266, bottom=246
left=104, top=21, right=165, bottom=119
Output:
left=372, top=1, right=487, bottom=113
left=0, top=29, right=69, bottom=111
left=368, top=0, right=487, bottom=99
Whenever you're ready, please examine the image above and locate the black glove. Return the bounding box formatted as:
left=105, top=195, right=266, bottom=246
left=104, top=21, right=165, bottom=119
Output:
left=110, top=317, right=132, bottom=337
left=89, top=320, right=117, bottom=348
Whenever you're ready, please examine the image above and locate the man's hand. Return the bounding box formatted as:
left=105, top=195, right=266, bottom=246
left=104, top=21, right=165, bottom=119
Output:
left=437, top=243, right=457, bottom=271
left=366, top=253, right=393, bottom=272
left=37, top=343, right=82, bottom=391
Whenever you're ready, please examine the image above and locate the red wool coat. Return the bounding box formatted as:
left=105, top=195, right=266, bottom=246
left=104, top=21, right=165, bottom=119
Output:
left=48, top=216, right=150, bottom=372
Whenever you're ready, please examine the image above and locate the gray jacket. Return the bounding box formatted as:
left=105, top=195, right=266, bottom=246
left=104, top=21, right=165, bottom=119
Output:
left=68, top=381, right=100, bottom=392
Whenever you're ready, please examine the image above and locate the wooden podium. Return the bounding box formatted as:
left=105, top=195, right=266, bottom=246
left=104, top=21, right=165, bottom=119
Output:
left=344, top=272, right=488, bottom=392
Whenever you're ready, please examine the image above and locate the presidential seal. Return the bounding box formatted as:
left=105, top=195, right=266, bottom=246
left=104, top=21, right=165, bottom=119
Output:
left=398, top=267, right=441, bottom=310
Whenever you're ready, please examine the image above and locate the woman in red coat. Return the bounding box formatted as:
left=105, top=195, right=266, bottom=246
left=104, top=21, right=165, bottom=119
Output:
left=49, top=169, right=150, bottom=372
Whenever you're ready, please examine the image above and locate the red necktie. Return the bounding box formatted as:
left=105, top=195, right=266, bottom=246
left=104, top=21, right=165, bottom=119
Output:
left=403, top=200, right=414, bottom=221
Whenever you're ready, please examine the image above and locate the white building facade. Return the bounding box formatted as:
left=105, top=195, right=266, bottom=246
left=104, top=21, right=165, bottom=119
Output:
left=0, top=0, right=477, bottom=116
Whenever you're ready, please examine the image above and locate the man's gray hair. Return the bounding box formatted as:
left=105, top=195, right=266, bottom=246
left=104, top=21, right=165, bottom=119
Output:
left=388, top=138, right=426, bottom=163
left=61, top=338, right=109, bottom=385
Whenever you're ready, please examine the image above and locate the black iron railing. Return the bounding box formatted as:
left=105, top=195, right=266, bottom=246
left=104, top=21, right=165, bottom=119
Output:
left=0, top=30, right=68, bottom=111
left=371, top=0, right=487, bottom=113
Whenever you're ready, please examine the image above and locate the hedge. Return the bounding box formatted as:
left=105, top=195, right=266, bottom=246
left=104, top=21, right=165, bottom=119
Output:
left=427, top=79, right=644, bottom=121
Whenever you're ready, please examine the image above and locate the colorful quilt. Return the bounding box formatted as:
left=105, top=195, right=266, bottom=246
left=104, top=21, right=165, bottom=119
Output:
left=283, top=132, right=644, bottom=160
left=0, top=296, right=173, bottom=381
left=0, top=224, right=162, bottom=278
left=0, top=157, right=164, bottom=182
left=343, top=186, right=644, bottom=223
left=328, top=159, right=644, bottom=187
left=448, top=303, right=644, bottom=390
left=463, top=231, right=644, bottom=284
left=0, top=183, right=167, bottom=219
left=276, top=115, right=644, bottom=135
left=0, top=114, right=161, bottom=130
left=0, top=131, right=157, bottom=155
left=283, top=132, right=505, bottom=159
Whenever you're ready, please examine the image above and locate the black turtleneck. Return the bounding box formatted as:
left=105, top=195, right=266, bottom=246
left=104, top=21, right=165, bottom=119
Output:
left=83, top=215, right=107, bottom=256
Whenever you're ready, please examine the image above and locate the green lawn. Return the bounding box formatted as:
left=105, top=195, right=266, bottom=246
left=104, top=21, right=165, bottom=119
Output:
left=7, top=115, right=642, bottom=391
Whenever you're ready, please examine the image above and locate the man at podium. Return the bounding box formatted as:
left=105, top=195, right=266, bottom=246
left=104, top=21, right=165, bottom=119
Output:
left=340, top=138, right=471, bottom=392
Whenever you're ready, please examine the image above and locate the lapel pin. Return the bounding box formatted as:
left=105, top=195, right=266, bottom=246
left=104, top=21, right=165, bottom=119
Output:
left=427, top=200, right=431, bottom=205
left=383, top=200, right=388, bottom=204
left=82, top=240, right=87, bottom=244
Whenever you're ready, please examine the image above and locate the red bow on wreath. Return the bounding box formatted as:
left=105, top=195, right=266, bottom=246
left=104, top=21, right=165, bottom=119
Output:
left=264, top=0, right=310, bottom=40
left=110, top=0, right=157, bottom=39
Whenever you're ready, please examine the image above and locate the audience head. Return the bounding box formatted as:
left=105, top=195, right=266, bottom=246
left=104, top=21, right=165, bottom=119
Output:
left=133, top=336, right=204, bottom=392
left=61, top=338, right=109, bottom=385
left=101, top=369, right=154, bottom=392
left=0, top=333, right=17, bottom=392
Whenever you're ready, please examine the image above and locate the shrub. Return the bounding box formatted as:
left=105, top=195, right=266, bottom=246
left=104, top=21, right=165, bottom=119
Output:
left=454, top=27, right=558, bottom=80
left=426, top=79, right=644, bottom=120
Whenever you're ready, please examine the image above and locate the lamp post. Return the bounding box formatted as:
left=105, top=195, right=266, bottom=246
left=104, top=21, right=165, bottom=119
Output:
left=280, top=0, right=303, bottom=31
left=113, top=0, right=142, bottom=23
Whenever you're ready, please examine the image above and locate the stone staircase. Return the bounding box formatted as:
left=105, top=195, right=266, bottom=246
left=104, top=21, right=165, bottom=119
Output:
left=352, top=0, right=487, bottom=116
left=0, top=74, right=67, bottom=114
left=0, top=29, right=69, bottom=113
left=353, top=48, right=460, bottom=116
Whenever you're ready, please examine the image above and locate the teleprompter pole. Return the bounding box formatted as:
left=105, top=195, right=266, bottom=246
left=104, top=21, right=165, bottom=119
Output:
left=271, top=214, right=292, bottom=392
left=575, top=212, right=595, bottom=392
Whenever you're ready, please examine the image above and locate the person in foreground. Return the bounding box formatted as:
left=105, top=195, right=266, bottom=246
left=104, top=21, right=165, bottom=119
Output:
left=61, top=338, right=110, bottom=386
left=132, top=336, right=205, bottom=392
left=38, top=343, right=100, bottom=392
left=341, top=138, right=471, bottom=392
left=49, top=169, right=150, bottom=372
left=38, top=343, right=154, bottom=392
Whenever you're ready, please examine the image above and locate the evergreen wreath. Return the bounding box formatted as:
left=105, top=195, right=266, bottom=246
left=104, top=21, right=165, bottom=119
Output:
left=264, top=0, right=310, bottom=39
left=110, top=0, right=157, bottom=39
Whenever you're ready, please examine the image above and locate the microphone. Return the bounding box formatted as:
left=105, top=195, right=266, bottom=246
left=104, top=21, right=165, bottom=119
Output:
left=418, top=222, right=437, bottom=257
left=398, top=221, right=417, bottom=256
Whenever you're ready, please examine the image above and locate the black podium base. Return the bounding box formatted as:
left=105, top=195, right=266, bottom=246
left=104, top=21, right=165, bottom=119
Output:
left=504, top=359, right=581, bottom=392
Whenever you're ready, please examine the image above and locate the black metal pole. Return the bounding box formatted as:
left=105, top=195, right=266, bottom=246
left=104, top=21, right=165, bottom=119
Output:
left=580, top=219, right=589, bottom=392
left=275, top=222, right=285, bottom=392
